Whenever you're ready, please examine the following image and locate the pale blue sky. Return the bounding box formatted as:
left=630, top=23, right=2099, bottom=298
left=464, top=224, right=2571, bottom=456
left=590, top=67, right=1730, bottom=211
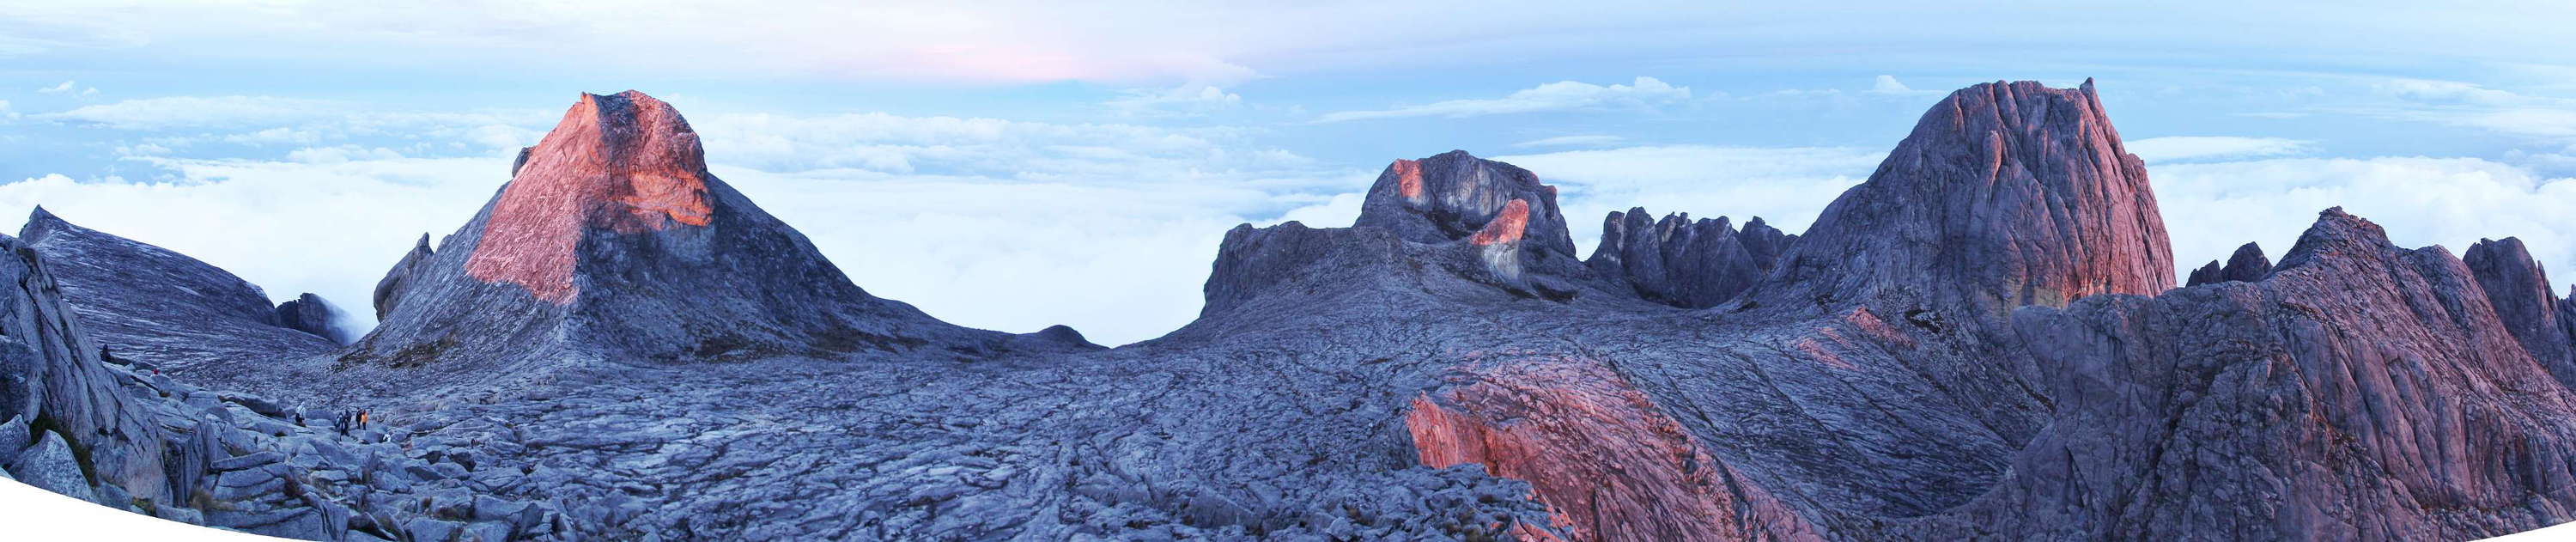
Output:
left=5, top=2, right=2576, bottom=344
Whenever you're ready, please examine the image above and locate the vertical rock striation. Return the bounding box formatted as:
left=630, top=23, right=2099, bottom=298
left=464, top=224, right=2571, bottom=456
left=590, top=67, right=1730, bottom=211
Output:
left=1762, top=80, right=2172, bottom=320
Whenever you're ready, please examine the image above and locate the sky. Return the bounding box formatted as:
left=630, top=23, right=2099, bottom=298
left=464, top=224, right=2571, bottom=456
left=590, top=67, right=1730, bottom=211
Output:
left=5, top=2, right=2576, bottom=345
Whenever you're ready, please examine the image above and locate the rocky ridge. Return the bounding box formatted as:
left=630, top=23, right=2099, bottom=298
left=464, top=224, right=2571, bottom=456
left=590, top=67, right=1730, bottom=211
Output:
left=9, top=81, right=2576, bottom=541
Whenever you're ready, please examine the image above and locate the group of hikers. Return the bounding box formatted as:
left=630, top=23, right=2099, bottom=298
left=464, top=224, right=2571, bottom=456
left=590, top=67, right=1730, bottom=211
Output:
left=330, top=409, right=372, bottom=435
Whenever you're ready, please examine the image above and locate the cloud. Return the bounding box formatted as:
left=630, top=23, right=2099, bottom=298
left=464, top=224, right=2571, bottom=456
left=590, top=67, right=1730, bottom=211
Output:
left=1314, top=76, right=1689, bottom=123
left=2338, top=77, right=2576, bottom=141
left=36, top=80, right=93, bottom=94
left=1511, top=135, right=1626, bottom=149
left=1870, top=75, right=1924, bottom=95
left=2151, top=156, right=2576, bottom=288
left=1103, top=84, right=1243, bottom=117
left=2126, top=136, right=2313, bottom=162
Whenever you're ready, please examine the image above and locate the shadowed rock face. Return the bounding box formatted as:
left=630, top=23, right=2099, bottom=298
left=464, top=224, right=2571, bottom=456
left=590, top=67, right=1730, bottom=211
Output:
left=1764, top=79, right=2173, bottom=321
left=371, top=234, right=434, bottom=321
left=1586, top=209, right=1796, bottom=308
left=2466, top=237, right=2574, bottom=387
left=273, top=293, right=353, bottom=345
left=17, top=208, right=336, bottom=371
left=349, top=90, right=1093, bottom=378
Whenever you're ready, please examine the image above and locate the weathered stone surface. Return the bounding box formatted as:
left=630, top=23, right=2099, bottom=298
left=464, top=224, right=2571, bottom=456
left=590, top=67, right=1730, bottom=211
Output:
left=1586, top=209, right=1797, bottom=308
left=272, top=293, right=353, bottom=345
left=8, top=430, right=95, bottom=502
left=1761, top=79, right=2173, bottom=321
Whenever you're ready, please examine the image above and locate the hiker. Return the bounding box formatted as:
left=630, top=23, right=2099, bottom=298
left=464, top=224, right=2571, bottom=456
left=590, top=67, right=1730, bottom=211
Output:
left=359, top=410, right=368, bottom=430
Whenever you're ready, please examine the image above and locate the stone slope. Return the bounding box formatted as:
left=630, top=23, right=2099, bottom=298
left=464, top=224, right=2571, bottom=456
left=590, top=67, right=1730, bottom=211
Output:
left=18, top=208, right=337, bottom=371
left=349, top=91, right=1091, bottom=379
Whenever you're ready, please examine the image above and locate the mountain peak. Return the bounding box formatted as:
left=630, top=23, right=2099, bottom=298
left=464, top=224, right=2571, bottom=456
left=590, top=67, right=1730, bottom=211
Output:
left=1353, top=150, right=1576, bottom=259
left=1762, top=79, right=2171, bottom=318
left=464, top=90, right=714, bottom=304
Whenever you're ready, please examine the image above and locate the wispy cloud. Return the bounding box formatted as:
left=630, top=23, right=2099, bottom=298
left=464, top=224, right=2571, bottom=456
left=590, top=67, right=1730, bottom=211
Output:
left=1314, top=76, right=1689, bottom=123
left=35, top=80, right=94, bottom=95
left=1512, top=135, right=1627, bottom=149
left=1103, top=83, right=1243, bottom=118
left=2127, top=136, right=2313, bottom=162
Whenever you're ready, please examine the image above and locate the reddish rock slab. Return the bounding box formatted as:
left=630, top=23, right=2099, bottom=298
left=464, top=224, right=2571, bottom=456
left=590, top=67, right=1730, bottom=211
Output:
left=1471, top=199, right=1530, bottom=246
left=1406, top=356, right=1817, bottom=541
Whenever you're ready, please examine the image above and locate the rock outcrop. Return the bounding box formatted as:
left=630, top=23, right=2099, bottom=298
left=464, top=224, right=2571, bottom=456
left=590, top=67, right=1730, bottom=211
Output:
left=18, top=208, right=337, bottom=371
left=371, top=234, right=434, bottom=321
left=273, top=293, right=353, bottom=345
left=1586, top=209, right=1795, bottom=308
left=2185, top=241, right=2273, bottom=286
left=1761, top=79, right=2173, bottom=321
left=1942, top=209, right=2576, bottom=539
left=2465, top=237, right=2575, bottom=387
left=349, top=90, right=1088, bottom=375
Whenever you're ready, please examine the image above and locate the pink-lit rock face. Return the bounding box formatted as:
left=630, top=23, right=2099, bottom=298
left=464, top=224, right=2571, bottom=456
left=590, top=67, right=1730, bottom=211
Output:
left=465, top=91, right=714, bottom=303
left=1393, top=158, right=1425, bottom=202
left=1471, top=199, right=1529, bottom=246
left=1406, top=357, right=1815, bottom=541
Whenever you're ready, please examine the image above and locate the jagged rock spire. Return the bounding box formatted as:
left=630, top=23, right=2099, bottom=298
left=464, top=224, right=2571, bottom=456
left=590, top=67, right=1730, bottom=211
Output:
left=1762, top=79, right=2172, bottom=319
left=1586, top=209, right=1796, bottom=308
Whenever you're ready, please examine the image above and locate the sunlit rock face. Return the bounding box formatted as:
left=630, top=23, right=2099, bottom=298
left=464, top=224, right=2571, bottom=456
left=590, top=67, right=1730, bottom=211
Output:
left=465, top=91, right=715, bottom=304
left=347, top=90, right=1092, bottom=378
left=1763, top=80, right=2173, bottom=322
